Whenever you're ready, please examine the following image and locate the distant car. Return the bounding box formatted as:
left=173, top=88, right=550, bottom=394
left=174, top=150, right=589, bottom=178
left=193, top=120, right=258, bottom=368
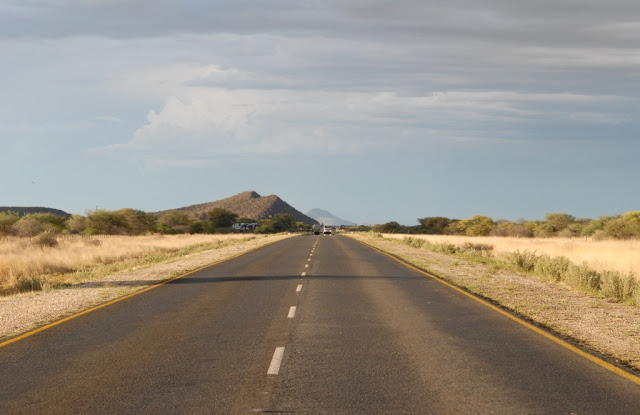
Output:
left=323, top=225, right=332, bottom=235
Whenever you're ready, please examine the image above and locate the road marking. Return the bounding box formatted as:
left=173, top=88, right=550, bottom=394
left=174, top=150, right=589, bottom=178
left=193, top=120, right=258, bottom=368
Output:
left=310, top=253, right=313, bottom=256
left=352, top=237, right=640, bottom=387
left=301, top=272, right=306, bottom=277
left=296, top=284, right=302, bottom=292
left=307, top=258, right=311, bottom=261
left=305, top=264, right=308, bottom=268
left=268, top=347, right=285, bottom=375
left=288, top=306, right=297, bottom=318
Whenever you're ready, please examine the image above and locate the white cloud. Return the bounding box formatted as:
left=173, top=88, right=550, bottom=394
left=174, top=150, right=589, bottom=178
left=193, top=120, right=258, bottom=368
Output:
left=103, top=79, right=633, bottom=168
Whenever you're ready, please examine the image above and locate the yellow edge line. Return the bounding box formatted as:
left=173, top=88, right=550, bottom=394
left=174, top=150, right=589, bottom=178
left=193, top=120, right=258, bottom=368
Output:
left=0, top=236, right=291, bottom=349
left=352, top=236, right=640, bottom=387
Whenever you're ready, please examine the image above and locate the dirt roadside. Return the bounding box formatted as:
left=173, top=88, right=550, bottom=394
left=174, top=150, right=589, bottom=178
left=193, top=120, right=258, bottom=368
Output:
left=0, top=234, right=294, bottom=340
left=347, top=233, right=640, bottom=372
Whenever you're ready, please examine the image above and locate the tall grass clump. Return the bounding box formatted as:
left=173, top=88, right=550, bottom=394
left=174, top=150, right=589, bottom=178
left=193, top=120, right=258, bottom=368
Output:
left=600, top=271, right=637, bottom=302
left=564, top=263, right=602, bottom=292
left=534, top=255, right=571, bottom=282
left=504, top=250, right=538, bottom=272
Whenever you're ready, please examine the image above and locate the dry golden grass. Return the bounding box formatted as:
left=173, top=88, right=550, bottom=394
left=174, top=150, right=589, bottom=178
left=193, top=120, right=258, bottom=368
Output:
left=381, top=233, right=640, bottom=277
left=0, top=234, right=256, bottom=293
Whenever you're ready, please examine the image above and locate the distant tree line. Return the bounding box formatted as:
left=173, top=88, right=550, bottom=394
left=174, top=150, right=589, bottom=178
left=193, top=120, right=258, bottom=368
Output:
left=0, top=208, right=303, bottom=238
left=370, top=211, right=640, bottom=239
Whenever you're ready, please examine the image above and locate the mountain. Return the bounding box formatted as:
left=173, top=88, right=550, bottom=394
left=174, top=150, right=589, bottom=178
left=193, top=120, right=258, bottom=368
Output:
left=161, top=191, right=318, bottom=225
left=0, top=206, right=71, bottom=218
left=306, top=208, right=356, bottom=226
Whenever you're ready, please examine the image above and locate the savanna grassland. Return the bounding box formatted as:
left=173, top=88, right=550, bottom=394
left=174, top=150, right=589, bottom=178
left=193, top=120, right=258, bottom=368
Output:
left=0, top=234, right=262, bottom=295
left=382, top=234, right=640, bottom=279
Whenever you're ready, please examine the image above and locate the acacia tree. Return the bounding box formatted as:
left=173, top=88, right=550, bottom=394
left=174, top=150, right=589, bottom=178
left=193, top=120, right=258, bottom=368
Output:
left=208, top=208, right=238, bottom=229
left=417, top=217, right=451, bottom=234
left=272, top=214, right=296, bottom=232
left=0, top=211, right=20, bottom=235
left=86, top=210, right=131, bottom=235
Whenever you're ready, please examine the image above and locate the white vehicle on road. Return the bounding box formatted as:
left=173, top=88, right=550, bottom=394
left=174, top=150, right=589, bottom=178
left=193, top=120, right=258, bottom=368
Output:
left=323, top=225, right=332, bottom=235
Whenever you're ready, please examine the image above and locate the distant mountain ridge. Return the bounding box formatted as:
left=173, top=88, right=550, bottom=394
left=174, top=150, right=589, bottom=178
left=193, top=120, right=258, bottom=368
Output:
left=160, top=191, right=318, bottom=225
left=0, top=206, right=71, bottom=218
left=306, top=208, right=356, bottom=226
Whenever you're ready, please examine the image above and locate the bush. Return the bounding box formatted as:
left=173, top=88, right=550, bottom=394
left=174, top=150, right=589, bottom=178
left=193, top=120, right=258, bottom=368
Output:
left=35, top=232, right=58, bottom=247
left=403, top=237, right=425, bottom=248
left=208, top=208, right=238, bottom=229
left=272, top=214, right=297, bottom=232
left=22, top=213, right=68, bottom=233
left=0, top=211, right=20, bottom=235
left=12, top=219, right=46, bottom=237
left=67, top=215, right=88, bottom=234
left=565, top=263, right=601, bottom=291
left=255, top=221, right=276, bottom=234
left=435, top=243, right=459, bottom=255
left=153, top=223, right=183, bottom=235
left=15, top=277, right=47, bottom=293
left=505, top=250, right=538, bottom=272
left=87, top=210, right=132, bottom=235
left=534, top=255, right=571, bottom=282
left=600, top=271, right=637, bottom=302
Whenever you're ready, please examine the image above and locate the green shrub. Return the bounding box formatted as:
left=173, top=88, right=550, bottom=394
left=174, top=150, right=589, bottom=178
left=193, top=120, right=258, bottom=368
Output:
left=403, top=237, right=425, bottom=248
left=435, top=243, right=458, bottom=255
left=600, top=271, right=637, bottom=302
left=35, top=232, right=58, bottom=247
left=505, top=250, right=538, bottom=272
left=208, top=208, right=238, bottom=229
left=12, top=218, right=46, bottom=237
left=534, top=255, right=570, bottom=282
left=633, top=285, right=640, bottom=306
left=0, top=211, right=20, bottom=235
left=87, top=210, right=132, bottom=235
left=600, top=270, right=623, bottom=300
left=565, top=263, right=601, bottom=291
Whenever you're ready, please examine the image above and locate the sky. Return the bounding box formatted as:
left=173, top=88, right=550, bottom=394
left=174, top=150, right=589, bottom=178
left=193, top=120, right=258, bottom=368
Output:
left=1, top=0, right=639, bottom=225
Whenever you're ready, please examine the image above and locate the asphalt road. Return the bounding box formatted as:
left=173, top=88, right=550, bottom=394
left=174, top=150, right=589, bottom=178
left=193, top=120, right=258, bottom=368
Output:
left=1, top=235, right=640, bottom=414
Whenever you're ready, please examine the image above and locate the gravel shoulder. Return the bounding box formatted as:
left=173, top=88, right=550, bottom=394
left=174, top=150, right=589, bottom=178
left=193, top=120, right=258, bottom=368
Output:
left=0, top=234, right=294, bottom=340
left=347, top=233, right=640, bottom=372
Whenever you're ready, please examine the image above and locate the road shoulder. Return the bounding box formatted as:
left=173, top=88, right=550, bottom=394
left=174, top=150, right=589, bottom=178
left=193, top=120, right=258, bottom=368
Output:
left=346, top=233, right=640, bottom=372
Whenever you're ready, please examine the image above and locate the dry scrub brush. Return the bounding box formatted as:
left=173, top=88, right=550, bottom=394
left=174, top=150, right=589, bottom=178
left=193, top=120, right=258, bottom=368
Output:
left=388, top=234, right=640, bottom=277
left=399, top=235, right=640, bottom=305
left=0, top=234, right=255, bottom=295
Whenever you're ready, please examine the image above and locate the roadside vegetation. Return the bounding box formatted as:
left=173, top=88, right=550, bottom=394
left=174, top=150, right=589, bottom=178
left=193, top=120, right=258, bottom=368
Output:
left=0, top=208, right=303, bottom=238
left=0, top=234, right=264, bottom=296
left=354, top=210, right=640, bottom=305
left=348, top=232, right=640, bottom=371
left=0, top=207, right=305, bottom=296
left=369, top=211, right=640, bottom=239
left=382, top=234, right=640, bottom=306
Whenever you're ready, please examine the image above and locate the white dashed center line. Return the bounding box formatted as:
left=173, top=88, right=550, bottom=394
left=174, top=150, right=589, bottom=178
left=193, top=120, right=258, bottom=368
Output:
left=287, top=306, right=297, bottom=318
left=301, top=272, right=306, bottom=277
left=296, top=284, right=302, bottom=292
left=305, top=264, right=308, bottom=268
left=267, top=347, right=285, bottom=375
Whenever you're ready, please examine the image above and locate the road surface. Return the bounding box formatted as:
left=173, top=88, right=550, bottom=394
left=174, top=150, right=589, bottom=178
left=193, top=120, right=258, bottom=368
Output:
left=1, top=235, right=639, bottom=414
